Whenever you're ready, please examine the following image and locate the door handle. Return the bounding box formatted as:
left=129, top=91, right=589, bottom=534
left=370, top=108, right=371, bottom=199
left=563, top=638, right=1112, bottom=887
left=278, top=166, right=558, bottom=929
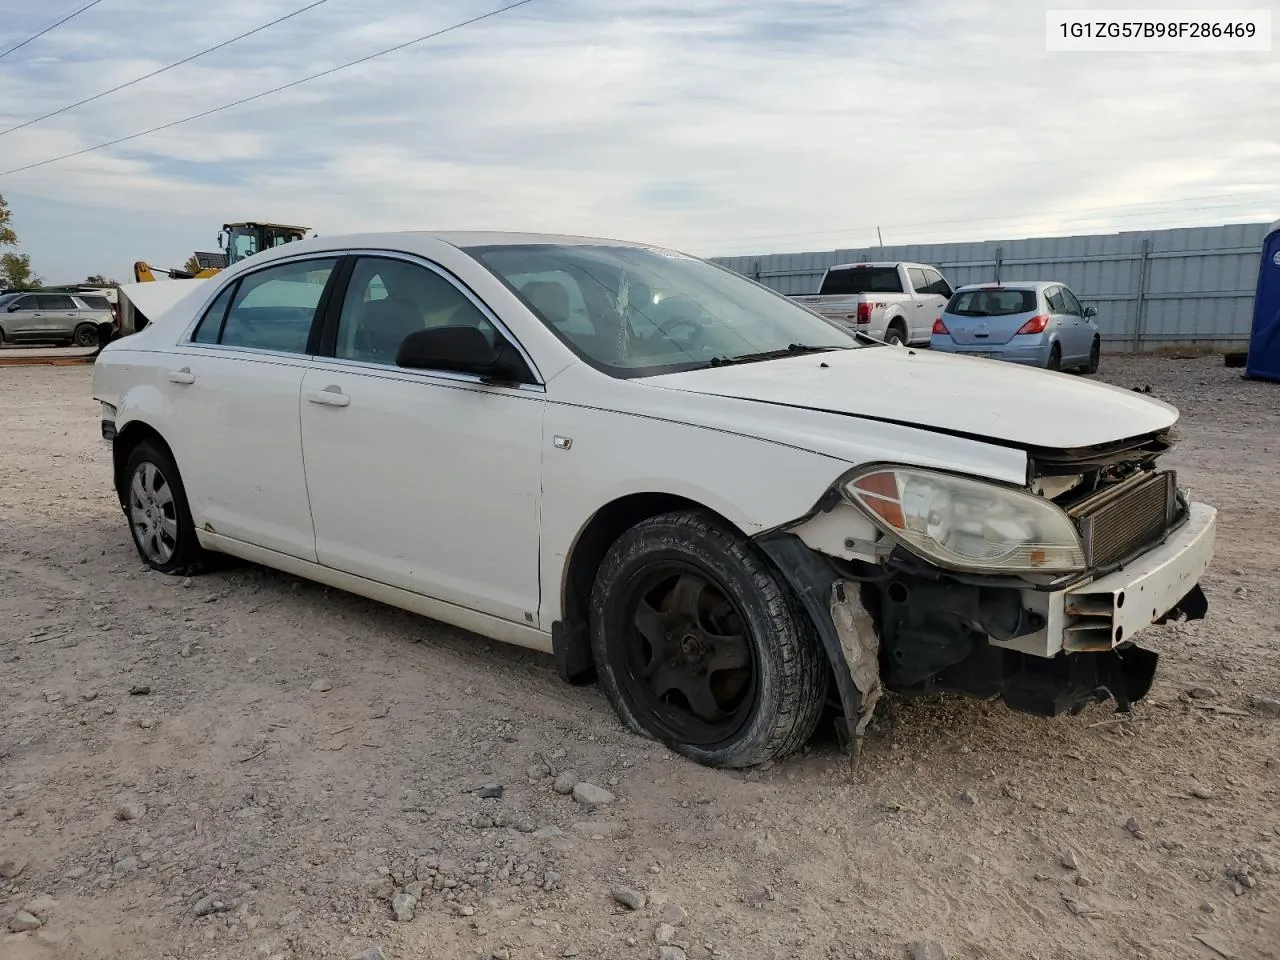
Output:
left=305, top=387, right=350, bottom=407
left=167, top=368, right=195, bottom=384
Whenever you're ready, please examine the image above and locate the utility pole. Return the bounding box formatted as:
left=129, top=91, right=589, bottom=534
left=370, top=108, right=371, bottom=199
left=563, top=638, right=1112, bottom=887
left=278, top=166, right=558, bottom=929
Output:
left=877, top=226, right=884, bottom=250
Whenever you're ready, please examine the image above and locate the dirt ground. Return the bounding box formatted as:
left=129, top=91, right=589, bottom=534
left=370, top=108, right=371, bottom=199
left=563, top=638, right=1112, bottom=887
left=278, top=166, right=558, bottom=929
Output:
left=1, top=354, right=1278, bottom=960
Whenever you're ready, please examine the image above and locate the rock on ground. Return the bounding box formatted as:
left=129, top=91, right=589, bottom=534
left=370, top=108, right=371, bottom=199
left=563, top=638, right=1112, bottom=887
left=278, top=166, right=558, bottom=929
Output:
left=573, top=782, right=615, bottom=806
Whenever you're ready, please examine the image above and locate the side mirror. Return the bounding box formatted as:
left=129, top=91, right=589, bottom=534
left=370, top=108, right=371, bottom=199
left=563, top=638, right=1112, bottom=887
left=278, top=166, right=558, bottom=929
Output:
left=396, top=326, right=528, bottom=382
left=1083, top=305, right=1097, bottom=318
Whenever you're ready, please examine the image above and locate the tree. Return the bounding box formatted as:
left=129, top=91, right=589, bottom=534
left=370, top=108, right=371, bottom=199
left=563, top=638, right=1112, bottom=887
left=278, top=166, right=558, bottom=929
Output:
left=182, top=254, right=201, bottom=275
left=1, top=252, right=40, bottom=289
left=85, top=274, right=119, bottom=287
left=0, top=191, right=40, bottom=289
left=0, top=193, right=16, bottom=248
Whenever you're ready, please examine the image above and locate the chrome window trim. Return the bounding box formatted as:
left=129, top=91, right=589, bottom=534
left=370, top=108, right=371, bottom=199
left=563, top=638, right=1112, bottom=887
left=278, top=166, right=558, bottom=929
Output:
left=306, top=353, right=546, bottom=395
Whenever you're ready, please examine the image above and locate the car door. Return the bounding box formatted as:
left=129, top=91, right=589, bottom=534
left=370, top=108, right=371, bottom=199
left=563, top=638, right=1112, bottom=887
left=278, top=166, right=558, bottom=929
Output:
left=906, top=267, right=931, bottom=341
left=1043, top=286, right=1071, bottom=355
left=39, top=294, right=79, bottom=340
left=165, top=254, right=342, bottom=560
left=299, top=253, right=544, bottom=626
left=2, top=294, right=41, bottom=340
left=920, top=268, right=952, bottom=339
left=1057, top=285, right=1089, bottom=361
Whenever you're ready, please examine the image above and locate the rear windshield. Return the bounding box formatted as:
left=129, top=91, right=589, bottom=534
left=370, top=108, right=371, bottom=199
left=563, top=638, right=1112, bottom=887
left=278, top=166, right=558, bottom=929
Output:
left=819, top=266, right=902, bottom=296
left=946, top=288, right=1037, bottom=316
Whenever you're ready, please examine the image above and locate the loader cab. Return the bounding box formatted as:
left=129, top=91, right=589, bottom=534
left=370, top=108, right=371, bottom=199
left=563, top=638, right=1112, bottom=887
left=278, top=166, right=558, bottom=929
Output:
left=218, top=222, right=311, bottom=267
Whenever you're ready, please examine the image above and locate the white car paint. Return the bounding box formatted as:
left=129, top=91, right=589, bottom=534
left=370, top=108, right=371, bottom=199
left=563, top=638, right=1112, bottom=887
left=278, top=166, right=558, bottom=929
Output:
left=643, top=345, right=1178, bottom=450
left=93, top=230, right=1212, bottom=690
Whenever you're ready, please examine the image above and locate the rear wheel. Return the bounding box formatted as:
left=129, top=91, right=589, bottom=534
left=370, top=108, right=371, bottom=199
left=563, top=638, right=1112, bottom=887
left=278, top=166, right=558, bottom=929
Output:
left=123, top=440, right=204, bottom=574
left=73, top=323, right=99, bottom=347
left=589, top=510, right=828, bottom=768
left=885, top=322, right=906, bottom=347
left=1086, top=337, right=1100, bottom=374
left=0, top=327, right=5, bottom=347
left=1047, top=343, right=1062, bottom=371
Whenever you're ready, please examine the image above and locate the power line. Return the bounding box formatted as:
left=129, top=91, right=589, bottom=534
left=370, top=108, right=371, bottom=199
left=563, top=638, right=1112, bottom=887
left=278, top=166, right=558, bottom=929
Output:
left=0, top=0, right=106, bottom=61
left=0, top=0, right=337, bottom=138
left=0, top=0, right=536, bottom=178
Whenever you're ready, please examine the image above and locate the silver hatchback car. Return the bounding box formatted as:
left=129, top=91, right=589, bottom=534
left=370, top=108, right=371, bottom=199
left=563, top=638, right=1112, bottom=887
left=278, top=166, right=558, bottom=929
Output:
left=930, top=281, right=1101, bottom=373
left=0, top=291, right=113, bottom=347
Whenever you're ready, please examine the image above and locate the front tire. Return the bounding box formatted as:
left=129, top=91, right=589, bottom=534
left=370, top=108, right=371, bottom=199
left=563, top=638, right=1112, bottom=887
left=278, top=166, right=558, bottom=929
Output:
left=1086, top=337, right=1100, bottom=374
left=589, top=510, right=828, bottom=768
left=123, top=440, right=204, bottom=574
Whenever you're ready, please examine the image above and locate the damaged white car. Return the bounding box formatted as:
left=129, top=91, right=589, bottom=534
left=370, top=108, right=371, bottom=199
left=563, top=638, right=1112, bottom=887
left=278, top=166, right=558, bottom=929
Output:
left=92, top=232, right=1217, bottom=768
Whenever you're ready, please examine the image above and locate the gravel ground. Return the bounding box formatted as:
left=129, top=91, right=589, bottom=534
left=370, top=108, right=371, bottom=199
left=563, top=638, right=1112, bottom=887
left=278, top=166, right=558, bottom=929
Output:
left=1, top=355, right=1278, bottom=960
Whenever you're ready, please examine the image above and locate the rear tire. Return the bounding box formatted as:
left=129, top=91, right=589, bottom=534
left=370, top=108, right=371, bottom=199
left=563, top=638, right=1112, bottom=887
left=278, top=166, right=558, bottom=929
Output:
left=0, top=327, right=5, bottom=347
left=1047, top=343, right=1062, bottom=371
left=74, top=323, right=99, bottom=347
left=885, top=322, right=906, bottom=347
left=123, top=440, right=205, bottom=574
left=589, top=510, right=828, bottom=768
left=1086, top=337, right=1100, bottom=374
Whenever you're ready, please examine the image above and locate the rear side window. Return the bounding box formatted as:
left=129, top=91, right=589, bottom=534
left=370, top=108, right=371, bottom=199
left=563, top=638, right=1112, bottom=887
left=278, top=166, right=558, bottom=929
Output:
left=196, top=258, right=338, bottom=354
left=191, top=283, right=237, bottom=344
left=79, top=295, right=111, bottom=310
left=1058, top=286, right=1084, bottom=316
left=1045, top=287, right=1068, bottom=314
left=819, top=266, right=903, bottom=295
left=945, top=289, right=1038, bottom=316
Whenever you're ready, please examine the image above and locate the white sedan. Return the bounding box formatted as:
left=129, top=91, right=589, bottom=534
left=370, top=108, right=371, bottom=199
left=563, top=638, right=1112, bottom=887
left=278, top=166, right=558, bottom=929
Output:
left=93, top=232, right=1217, bottom=768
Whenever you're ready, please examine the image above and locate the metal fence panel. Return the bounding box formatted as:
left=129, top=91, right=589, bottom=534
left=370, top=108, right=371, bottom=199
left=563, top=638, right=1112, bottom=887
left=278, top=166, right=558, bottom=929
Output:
left=712, top=222, right=1270, bottom=351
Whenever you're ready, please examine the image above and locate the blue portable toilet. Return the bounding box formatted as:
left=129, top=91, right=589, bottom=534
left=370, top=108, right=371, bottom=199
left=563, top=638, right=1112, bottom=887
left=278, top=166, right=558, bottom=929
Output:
left=1246, top=219, right=1280, bottom=382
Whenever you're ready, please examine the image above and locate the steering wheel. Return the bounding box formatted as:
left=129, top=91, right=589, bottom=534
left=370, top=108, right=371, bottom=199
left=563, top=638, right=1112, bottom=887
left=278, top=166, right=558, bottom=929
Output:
left=648, top=295, right=709, bottom=347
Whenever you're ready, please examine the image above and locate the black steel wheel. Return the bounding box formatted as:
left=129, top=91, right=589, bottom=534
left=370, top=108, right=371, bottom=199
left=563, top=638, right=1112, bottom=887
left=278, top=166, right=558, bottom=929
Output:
left=589, top=510, right=827, bottom=768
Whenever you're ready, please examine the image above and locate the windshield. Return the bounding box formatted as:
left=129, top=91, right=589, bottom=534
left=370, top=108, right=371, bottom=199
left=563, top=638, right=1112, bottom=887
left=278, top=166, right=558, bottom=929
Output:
left=820, top=266, right=903, bottom=295
left=467, top=244, right=861, bottom=378
left=946, top=289, right=1038, bottom=316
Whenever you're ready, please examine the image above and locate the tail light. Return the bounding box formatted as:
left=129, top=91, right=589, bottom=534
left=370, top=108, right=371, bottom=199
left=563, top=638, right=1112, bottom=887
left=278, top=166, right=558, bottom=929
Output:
left=855, top=302, right=873, bottom=325
left=932, top=317, right=948, bottom=335
left=1016, top=315, right=1049, bottom=335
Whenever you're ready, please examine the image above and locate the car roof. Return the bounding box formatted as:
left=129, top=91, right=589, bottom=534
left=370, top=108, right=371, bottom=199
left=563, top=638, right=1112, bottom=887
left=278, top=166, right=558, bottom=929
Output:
left=953, top=281, right=1056, bottom=292
left=826, top=261, right=930, bottom=271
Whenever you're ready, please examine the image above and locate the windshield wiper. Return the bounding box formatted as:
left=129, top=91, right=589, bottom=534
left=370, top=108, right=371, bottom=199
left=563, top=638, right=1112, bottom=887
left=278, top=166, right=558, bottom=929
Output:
left=705, top=343, right=836, bottom=368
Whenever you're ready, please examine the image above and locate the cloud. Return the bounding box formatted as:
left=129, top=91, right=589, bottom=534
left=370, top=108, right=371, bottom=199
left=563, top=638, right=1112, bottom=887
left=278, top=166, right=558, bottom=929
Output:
left=0, top=0, right=1276, bottom=282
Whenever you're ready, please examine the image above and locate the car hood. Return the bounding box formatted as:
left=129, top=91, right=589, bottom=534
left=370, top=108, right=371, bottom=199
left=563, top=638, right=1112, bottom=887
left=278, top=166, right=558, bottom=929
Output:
left=641, top=347, right=1179, bottom=450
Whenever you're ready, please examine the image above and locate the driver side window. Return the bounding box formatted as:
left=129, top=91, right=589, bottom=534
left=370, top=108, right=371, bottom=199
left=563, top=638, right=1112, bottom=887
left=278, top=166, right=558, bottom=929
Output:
left=334, top=257, right=496, bottom=367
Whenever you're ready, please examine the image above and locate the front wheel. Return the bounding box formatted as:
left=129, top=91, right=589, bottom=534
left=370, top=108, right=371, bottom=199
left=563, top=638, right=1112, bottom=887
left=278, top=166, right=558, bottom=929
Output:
left=1086, top=337, right=1100, bottom=374
left=589, top=510, right=828, bottom=768
left=123, top=440, right=204, bottom=573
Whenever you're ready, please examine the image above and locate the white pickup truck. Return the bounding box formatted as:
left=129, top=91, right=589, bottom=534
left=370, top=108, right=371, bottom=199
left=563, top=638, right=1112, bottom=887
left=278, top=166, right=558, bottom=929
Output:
left=794, top=261, right=954, bottom=347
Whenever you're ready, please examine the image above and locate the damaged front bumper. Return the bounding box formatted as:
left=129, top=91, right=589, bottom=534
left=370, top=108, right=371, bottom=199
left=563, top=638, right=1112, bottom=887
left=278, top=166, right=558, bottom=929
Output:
left=761, top=502, right=1217, bottom=742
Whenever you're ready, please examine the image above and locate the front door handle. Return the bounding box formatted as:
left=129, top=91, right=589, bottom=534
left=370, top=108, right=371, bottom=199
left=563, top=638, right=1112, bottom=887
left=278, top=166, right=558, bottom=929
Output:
left=167, top=367, right=195, bottom=384
left=305, top=387, right=350, bottom=407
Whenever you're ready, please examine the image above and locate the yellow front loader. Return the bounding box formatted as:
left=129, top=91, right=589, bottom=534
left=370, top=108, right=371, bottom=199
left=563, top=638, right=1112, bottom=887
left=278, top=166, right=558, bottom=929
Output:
left=133, top=221, right=311, bottom=283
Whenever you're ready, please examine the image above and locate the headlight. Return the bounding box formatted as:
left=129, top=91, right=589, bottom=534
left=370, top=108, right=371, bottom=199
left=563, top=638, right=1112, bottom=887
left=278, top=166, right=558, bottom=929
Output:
left=843, top=467, right=1085, bottom=573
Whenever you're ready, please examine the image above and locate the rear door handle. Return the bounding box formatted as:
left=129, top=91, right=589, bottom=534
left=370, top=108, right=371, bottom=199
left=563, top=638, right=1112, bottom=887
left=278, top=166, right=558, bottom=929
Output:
left=305, top=387, right=350, bottom=407
left=168, top=367, right=195, bottom=384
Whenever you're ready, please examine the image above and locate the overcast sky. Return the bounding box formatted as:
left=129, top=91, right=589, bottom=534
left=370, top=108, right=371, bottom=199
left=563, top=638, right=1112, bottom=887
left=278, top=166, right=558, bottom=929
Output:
left=0, top=0, right=1277, bottom=283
